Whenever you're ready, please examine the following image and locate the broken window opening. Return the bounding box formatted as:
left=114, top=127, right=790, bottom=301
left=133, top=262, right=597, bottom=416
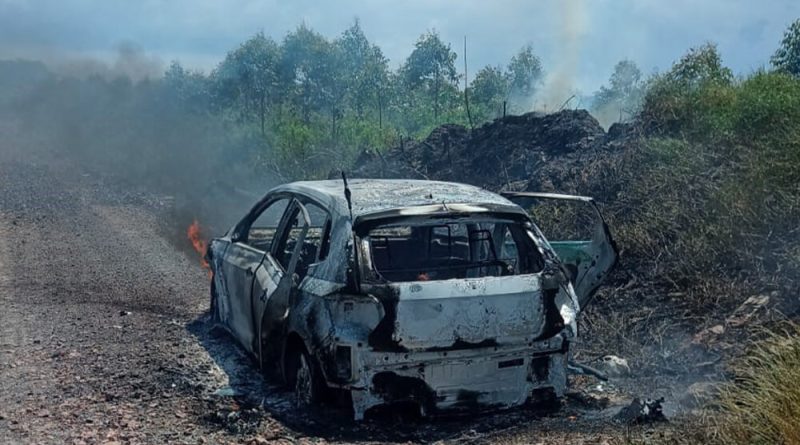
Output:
left=360, top=217, right=544, bottom=283
left=279, top=202, right=332, bottom=280
left=245, top=198, right=291, bottom=252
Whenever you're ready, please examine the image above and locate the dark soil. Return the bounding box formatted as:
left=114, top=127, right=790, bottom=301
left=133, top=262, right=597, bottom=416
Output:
left=352, top=110, right=634, bottom=196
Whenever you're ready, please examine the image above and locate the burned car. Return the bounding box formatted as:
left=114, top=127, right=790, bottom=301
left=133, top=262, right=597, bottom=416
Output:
left=206, top=179, right=617, bottom=419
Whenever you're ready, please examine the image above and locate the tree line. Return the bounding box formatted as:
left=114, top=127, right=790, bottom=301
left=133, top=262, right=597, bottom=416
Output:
left=5, top=18, right=800, bottom=183
left=157, top=17, right=800, bottom=178
left=162, top=22, right=551, bottom=177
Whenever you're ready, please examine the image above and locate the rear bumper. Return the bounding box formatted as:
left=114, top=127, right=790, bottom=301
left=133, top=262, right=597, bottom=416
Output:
left=347, top=336, right=568, bottom=420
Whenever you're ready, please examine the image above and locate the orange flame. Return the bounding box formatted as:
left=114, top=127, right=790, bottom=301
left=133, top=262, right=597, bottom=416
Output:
left=187, top=219, right=211, bottom=278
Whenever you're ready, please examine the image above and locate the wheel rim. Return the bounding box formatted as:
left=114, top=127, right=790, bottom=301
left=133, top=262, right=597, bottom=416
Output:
left=294, top=353, right=313, bottom=406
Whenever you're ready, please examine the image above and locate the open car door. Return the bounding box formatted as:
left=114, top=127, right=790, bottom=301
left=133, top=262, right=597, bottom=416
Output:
left=501, top=192, right=618, bottom=309
left=251, top=199, right=310, bottom=366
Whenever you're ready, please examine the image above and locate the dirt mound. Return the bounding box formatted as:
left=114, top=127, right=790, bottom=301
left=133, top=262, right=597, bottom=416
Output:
left=353, top=109, right=634, bottom=196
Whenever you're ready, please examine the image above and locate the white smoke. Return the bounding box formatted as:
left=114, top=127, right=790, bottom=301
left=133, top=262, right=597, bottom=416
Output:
left=537, top=0, right=587, bottom=112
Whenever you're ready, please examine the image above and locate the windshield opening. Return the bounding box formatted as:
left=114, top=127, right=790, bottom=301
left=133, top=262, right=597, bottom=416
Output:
left=360, top=217, right=544, bottom=282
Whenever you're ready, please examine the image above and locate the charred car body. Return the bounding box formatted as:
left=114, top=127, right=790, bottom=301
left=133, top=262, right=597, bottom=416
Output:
left=206, top=179, right=617, bottom=419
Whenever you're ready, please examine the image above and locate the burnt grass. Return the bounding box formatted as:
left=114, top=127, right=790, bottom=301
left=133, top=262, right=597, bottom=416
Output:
left=0, top=112, right=759, bottom=444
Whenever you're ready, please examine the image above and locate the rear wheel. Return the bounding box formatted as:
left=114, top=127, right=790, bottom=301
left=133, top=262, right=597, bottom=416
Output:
left=286, top=346, right=323, bottom=407
left=529, top=387, right=562, bottom=414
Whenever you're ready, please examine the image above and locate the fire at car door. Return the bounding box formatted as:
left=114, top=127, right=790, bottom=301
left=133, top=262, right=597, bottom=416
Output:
left=501, top=192, right=618, bottom=309
left=252, top=199, right=310, bottom=365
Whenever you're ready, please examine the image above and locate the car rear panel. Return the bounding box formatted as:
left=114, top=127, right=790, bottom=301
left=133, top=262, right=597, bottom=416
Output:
left=388, top=274, right=547, bottom=350
left=349, top=338, right=568, bottom=419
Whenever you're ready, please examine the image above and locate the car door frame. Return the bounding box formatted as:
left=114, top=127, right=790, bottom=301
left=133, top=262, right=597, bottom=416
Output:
left=217, top=194, right=294, bottom=355
left=251, top=198, right=311, bottom=368
left=501, top=192, right=619, bottom=309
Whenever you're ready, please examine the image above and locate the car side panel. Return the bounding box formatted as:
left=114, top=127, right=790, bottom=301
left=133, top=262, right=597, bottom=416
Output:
left=219, top=242, right=264, bottom=354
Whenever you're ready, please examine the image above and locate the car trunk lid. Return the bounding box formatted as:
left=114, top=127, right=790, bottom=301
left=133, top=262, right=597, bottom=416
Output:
left=376, top=275, right=553, bottom=351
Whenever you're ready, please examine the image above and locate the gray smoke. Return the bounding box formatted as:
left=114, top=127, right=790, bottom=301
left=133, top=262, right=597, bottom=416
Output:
left=54, top=42, right=165, bottom=82
left=0, top=47, right=272, bottom=248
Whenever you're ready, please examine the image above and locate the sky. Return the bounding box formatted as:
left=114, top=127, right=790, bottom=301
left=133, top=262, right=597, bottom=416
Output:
left=1, top=0, right=798, bottom=94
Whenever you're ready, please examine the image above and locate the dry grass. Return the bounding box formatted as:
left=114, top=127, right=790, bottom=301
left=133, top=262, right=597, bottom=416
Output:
left=715, top=323, right=800, bottom=444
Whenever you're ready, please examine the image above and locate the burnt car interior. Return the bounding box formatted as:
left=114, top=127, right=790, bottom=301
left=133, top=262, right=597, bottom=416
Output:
left=279, top=209, right=332, bottom=280
left=363, top=218, right=545, bottom=282
left=243, top=198, right=333, bottom=282
left=246, top=198, right=290, bottom=251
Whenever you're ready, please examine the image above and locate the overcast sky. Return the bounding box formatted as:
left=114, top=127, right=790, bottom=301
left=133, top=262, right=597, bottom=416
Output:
left=1, top=0, right=798, bottom=93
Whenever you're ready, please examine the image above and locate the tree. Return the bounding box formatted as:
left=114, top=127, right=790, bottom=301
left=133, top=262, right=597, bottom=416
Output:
left=772, top=18, right=800, bottom=76
left=593, top=60, right=644, bottom=122
left=667, top=42, right=733, bottom=87
left=402, top=30, right=459, bottom=122
left=280, top=24, right=339, bottom=125
left=470, top=65, right=509, bottom=122
left=506, top=44, right=543, bottom=112
left=335, top=20, right=390, bottom=126
left=163, top=61, right=212, bottom=112
left=212, top=32, right=280, bottom=134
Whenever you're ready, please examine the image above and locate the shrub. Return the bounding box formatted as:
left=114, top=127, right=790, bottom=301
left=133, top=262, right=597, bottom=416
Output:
left=717, top=324, right=800, bottom=444
left=619, top=58, right=800, bottom=300
left=640, top=43, right=734, bottom=139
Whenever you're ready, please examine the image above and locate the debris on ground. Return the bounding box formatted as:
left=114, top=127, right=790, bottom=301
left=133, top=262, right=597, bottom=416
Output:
left=726, top=294, right=771, bottom=327
left=568, top=361, right=609, bottom=381
left=614, top=398, right=667, bottom=424
left=680, top=381, right=720, bottom=408
left=597, top=355, right=631, bottom=377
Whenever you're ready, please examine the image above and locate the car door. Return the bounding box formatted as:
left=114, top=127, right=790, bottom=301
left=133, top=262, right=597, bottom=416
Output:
left=501, top=192, right=618, bottom=309
left=219, top=197, right=291, bottom=354
left=252, top=199, right=310, bottom=365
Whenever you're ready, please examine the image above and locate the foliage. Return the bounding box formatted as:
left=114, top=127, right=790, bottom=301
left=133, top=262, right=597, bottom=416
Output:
left=400, top=30, right=460, bottom=126
left=152, top=26, right=551, bottom=177
left=211, top=33, right=280, bottom=133
left=640, top=43, right=734, bottom=136
left=716, top=324, right=800, bottom=444
left=592, top=60, right=644, bottom=125
left=160, top=25, right=552, bottom=176
left=280, top=24, right=339, bottom=125
left=470, top=65, right=508, bottom=122
left=771, top=18, right=800, bottom=76
left=604, top=47, right=800, bottom=304
left=335, top=20, right=390, bottom=125
left=506, top=44, right=543, bottom=113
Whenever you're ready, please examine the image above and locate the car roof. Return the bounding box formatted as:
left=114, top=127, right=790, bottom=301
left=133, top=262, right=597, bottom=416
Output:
left=269, top=179, right=523, bottom=218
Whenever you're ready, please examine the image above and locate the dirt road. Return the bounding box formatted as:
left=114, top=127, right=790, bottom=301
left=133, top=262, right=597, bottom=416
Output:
left=0, top=127, right=675, bottom=444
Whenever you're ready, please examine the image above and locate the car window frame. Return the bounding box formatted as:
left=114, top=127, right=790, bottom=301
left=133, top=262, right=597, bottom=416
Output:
left=297, top=198, right=333, bottom=264
left=270, top=197, right=313, bottom=273
left=231, top=191, right=336, bottom=276
left=231, top=192, right=294, bottom=246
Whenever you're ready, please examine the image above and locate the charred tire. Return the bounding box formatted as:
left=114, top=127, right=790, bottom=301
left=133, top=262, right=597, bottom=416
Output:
left=285, top=346, right=324, bottom=407
left=529, top=388, right=561, bottom=414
